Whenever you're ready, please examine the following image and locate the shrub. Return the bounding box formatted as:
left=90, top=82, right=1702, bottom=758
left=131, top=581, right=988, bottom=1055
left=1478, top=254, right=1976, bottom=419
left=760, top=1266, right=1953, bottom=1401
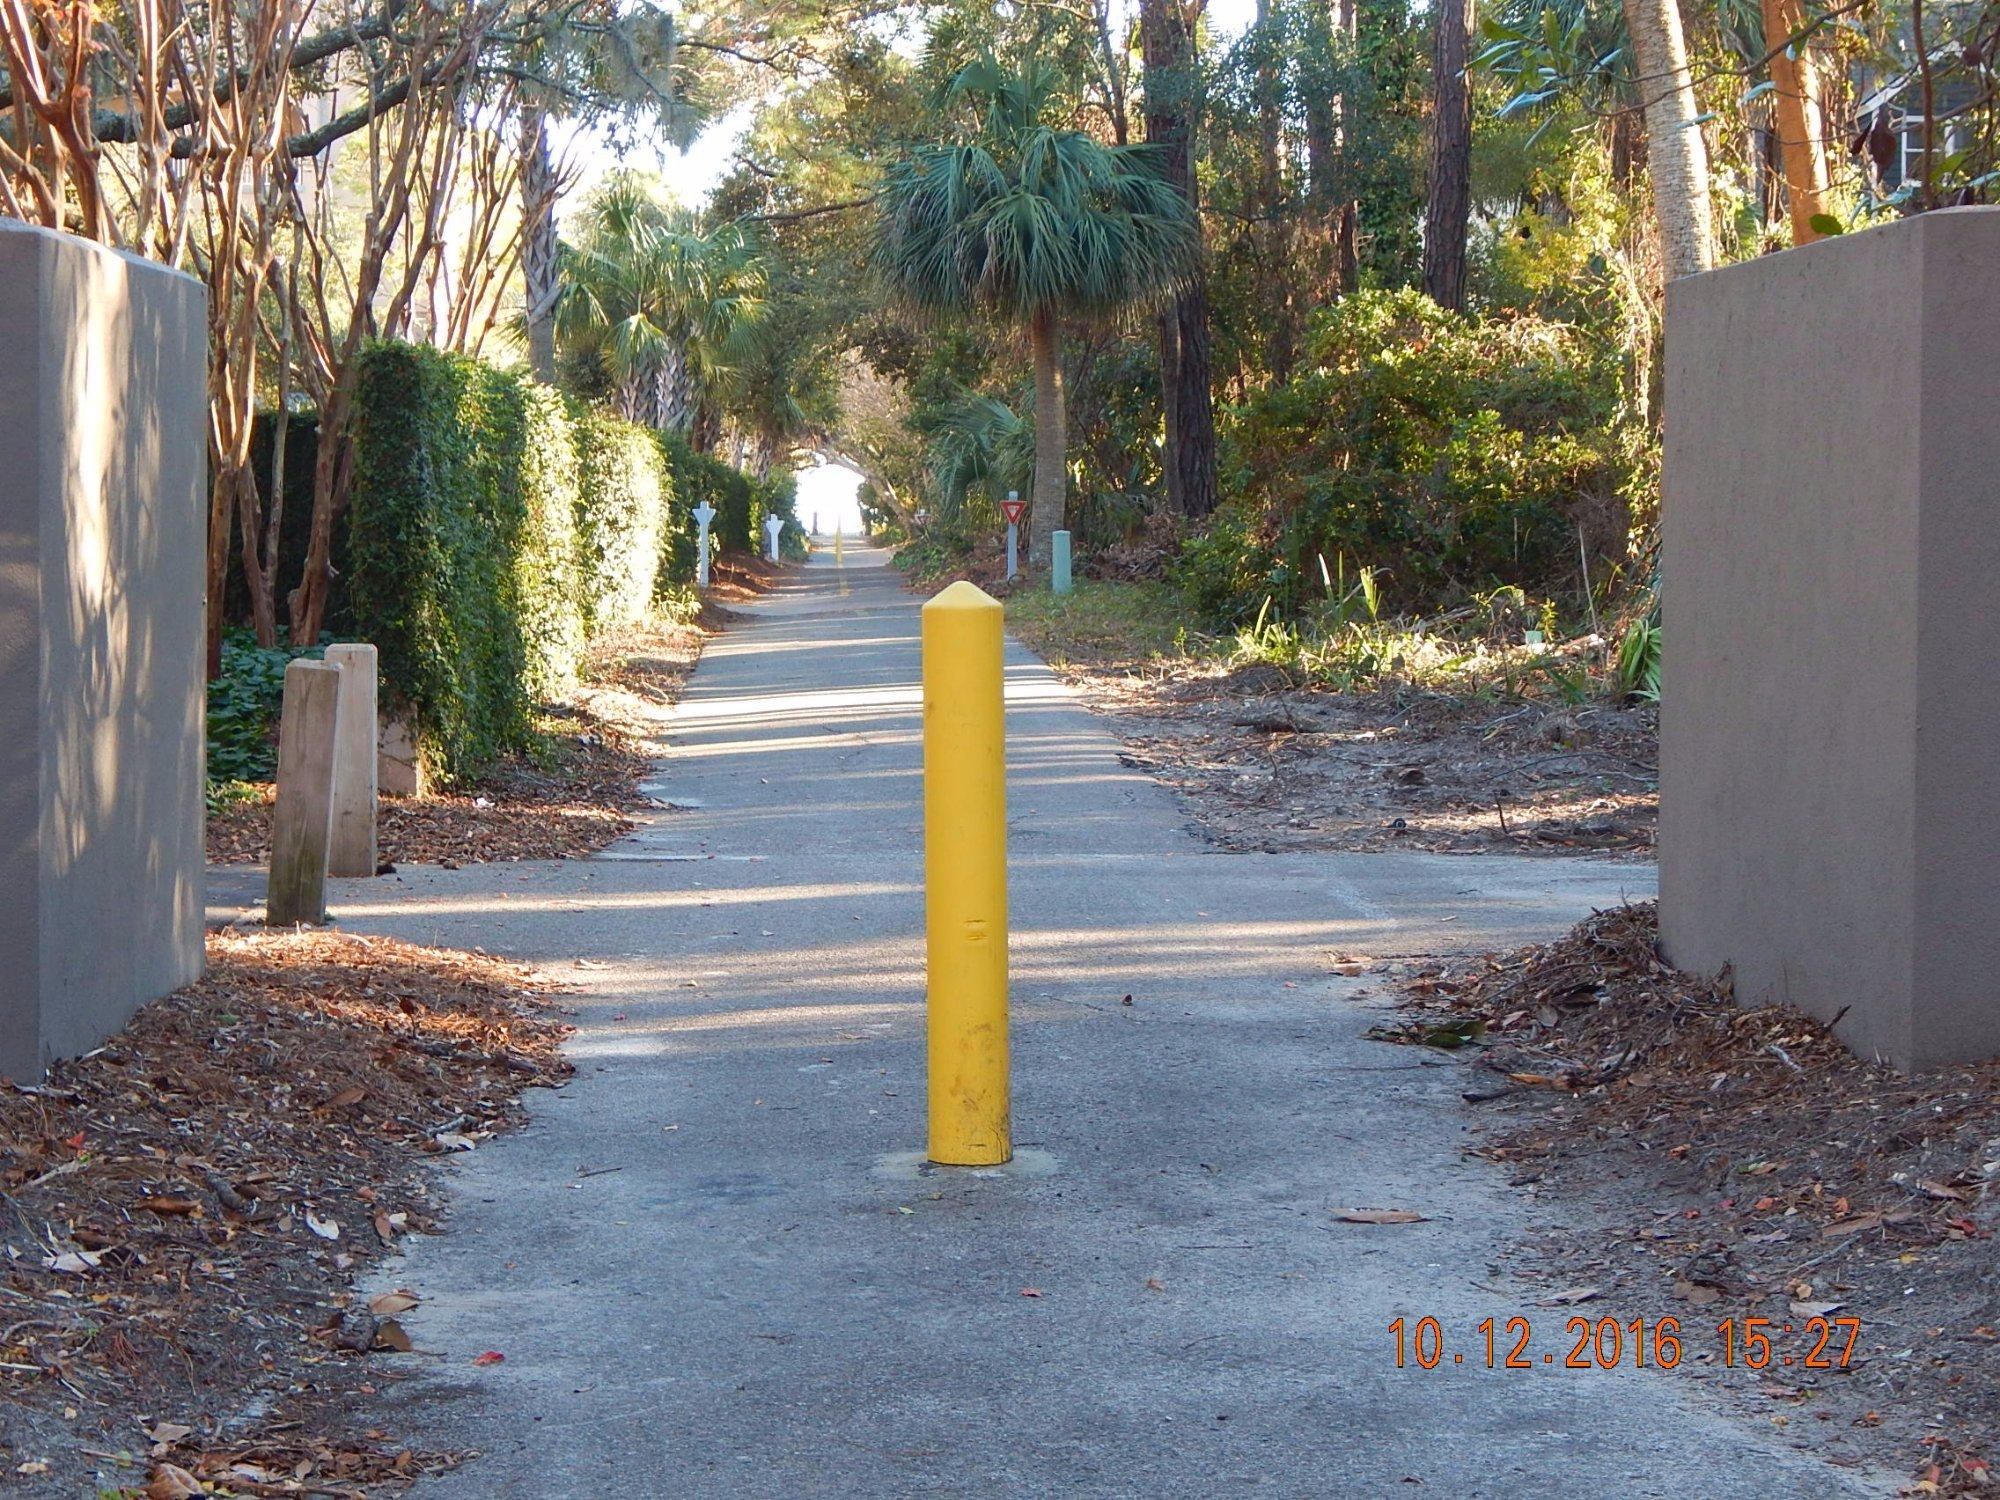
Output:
left=1207, top=287, right=1645, bottom=626
left=654, top=430, right=755, bottom=586
left=348, top=342, right=588, bottom=781
left=206, top=628, right=324, bottom=786
left=754, top=472, right=808, bottom=560
left=574, top=406, right=669, bottom=632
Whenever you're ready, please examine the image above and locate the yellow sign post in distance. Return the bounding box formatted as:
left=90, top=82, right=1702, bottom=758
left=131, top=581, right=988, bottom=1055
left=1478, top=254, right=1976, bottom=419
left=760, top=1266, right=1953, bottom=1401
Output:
left=922, top=580, right=1011, bottom=1165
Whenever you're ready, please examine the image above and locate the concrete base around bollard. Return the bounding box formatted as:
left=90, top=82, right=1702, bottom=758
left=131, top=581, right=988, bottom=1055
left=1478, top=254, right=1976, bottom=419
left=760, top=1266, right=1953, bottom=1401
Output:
left=267, top=660, right=344, bottom=926
left=324, top=644, right=380, bottom=877
left=0, top=222, right=207, bottom=1082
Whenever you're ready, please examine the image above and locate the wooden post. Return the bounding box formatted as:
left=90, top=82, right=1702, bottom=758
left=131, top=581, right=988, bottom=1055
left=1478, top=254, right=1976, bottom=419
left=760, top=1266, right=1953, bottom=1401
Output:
left=266, top=659, right=343, bottom=926
left=322, top=644, right=379, bottom=877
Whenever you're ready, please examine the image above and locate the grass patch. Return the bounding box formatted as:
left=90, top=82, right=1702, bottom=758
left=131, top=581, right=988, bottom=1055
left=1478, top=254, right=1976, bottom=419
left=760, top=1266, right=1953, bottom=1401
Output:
left=1005, top=577, right=1632, bottom=707
left=1004, top=580, right=1206, bottom=668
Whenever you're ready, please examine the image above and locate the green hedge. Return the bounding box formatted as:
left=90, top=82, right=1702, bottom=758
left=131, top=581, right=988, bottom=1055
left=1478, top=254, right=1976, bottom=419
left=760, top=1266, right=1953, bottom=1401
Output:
left=655, top=430, right=748, bottom=584
left=347, top=342, right=671, bottom=782
left=574, top=406, right=669, bottom=633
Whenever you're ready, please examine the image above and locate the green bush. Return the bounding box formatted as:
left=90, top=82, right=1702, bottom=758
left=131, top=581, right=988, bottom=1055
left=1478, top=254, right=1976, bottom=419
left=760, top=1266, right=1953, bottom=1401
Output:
left=754, top=472, right=808, bottom=561
left=1203, top=288, right=1645, bottom=626
left=206, top=628, right=324, bottom=786
left=574, top=407, right=670, bottom=632
left=654, top=430, right=755, bottom=586
left=342, top=342, right=771, bottom=780
left=348, top=342, right=591, bottom=781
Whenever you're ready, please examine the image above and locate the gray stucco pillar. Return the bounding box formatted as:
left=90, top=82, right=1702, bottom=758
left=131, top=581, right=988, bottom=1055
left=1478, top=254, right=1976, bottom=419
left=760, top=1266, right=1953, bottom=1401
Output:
left=1659, top=206, right=2000, bottom=1071
left=0, top=220, right=207, bottom=1081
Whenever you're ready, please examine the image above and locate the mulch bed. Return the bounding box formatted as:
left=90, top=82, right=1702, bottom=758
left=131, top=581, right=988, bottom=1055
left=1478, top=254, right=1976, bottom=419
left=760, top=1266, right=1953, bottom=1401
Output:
left=1067, top=663, right=1657, bottom=858
left=1380, top=904, right=2000, bottom=1495
left=207, top=616, right=710, bottom=870
left=0, top=928, right=572, bottom=1497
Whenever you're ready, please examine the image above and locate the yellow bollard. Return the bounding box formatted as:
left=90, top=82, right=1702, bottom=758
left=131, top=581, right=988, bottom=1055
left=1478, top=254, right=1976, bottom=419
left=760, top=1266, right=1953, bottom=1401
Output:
left=922, top=580, right=1011, bottom=1165
left=835, top=527, right=844, bottom=565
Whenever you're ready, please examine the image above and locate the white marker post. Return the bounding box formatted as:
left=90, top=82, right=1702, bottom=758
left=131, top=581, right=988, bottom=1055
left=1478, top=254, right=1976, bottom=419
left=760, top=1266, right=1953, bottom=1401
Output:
left=765, top=513, right=785, bottom=562
left=1001, top=491, right=1025, bottom=581
left=693, top=501, right=717, bottom=587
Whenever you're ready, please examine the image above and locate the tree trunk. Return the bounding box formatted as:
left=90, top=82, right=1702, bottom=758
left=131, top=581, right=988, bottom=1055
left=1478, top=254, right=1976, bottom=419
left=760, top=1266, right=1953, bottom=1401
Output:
left=1302, top=0, right=1354, bottom=300
left=1028, top=305, right=1067, bottom=564
left=1141, top=0, right=1220, bottom=520
left=690, top=401, right=723, bottom=456
left=1421, top=0, right=1476, bottom=311
left=1623, top=0, right=1716, bottom=280
left=1761, top=0, right=1828, bottom=244
left=521, top=106, right=560, bottom=382
left=1254, top=0, right=1297, bottom=378
left=1165, top=285, right=1219, bottom=517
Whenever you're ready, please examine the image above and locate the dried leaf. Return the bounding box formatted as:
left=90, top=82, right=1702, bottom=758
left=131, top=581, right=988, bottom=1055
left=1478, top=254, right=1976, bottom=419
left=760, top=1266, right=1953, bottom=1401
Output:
left=146, top=1463, right=204, bottom=1499
left=136, top=1197, right=201, bottom=1217
left=369, top=1290, right=420, bottom=1316
left=1539, top=1285, right=1602, bottom=1306
left=472, top=1350, right=505, bottom=1366
left=374, top=1319, right=413, bottom=1354
left=1335, top=1208, right=1427, bottom=1225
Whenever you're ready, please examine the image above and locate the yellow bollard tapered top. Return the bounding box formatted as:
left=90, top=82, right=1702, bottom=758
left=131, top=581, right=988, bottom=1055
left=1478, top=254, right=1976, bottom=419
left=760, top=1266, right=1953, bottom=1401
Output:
left=926, top=579, right=1002, bottom=613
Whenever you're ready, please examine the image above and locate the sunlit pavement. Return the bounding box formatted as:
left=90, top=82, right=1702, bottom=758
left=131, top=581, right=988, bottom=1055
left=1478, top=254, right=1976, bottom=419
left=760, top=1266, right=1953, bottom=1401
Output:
left=247, top=542, right=1887, bottom=1497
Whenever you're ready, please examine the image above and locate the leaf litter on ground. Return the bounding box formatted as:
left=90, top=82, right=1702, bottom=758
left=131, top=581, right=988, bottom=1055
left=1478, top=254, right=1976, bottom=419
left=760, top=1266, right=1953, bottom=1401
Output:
left=0, top=927, right=573, bottom=1495
left=1386, top=901, right=2000, bottom=1495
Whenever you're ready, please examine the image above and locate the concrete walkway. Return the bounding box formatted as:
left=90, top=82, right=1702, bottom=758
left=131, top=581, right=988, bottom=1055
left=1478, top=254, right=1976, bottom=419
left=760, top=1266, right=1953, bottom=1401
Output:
left=308, top=543, right=1881, bottom=1497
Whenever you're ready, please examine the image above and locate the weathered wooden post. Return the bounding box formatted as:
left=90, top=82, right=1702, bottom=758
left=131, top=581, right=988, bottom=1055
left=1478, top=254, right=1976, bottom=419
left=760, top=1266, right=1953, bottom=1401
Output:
left=266, top=659, right=344, bottom=926
left=323, top=644, right=379, bottom=877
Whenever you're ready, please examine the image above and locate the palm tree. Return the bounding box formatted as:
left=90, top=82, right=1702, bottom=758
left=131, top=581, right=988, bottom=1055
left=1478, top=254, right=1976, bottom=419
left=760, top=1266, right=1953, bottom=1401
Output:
left=554, top=175, right=767, bottom=435
left=873, top=55, right=1198, bottom=564
left=926, top=391, right=1035, bottom=524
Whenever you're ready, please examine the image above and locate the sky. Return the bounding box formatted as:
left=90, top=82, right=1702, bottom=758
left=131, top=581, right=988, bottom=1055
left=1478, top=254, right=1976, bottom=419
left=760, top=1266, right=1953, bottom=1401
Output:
left=564, top=0, right=1264, bottom=528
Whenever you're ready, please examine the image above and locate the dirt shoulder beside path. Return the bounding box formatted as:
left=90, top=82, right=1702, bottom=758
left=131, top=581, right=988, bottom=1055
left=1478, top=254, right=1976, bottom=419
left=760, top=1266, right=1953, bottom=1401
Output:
left=1382, top=904, right=1999, bottom=1496
left=0, top=930, right=572, bottom=1498
left=993, top=583, right=1657, bottom=860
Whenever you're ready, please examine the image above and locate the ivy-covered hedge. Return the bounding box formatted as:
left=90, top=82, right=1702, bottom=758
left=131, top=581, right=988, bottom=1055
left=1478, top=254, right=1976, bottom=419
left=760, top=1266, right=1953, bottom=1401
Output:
left=655, top=430, right=750, bottom=584
left=652, top=432, right=808, bottom=587
left=347, top=342, right=670, bottom=781
left=574, top=406, right=668, bottom=633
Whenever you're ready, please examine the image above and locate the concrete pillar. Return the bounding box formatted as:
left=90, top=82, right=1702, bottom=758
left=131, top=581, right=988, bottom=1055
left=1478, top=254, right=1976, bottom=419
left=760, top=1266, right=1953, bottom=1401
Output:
left=323, top=644, right=379, bottom=877
left=266, top=660, right=343, bottom=926
left=1051, top=530, right=1073, bottom=596
left=377, top=707, right=425, bottom=797
left=0, top=222, right=205, bottom=1081
left=1660, top=206, right=2000, bottom=1070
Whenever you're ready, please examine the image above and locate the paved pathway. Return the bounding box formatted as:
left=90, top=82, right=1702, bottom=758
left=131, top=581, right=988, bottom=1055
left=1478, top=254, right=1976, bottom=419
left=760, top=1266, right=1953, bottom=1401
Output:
left=298, top=543, right=1883, bottom=1497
